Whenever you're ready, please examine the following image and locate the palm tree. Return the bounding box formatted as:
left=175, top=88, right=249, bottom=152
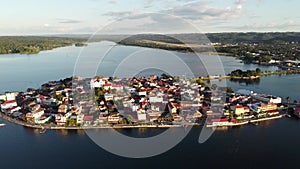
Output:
left=286, top=96, right=291, bottom=111
left=286, top=96, right=291, bottom=104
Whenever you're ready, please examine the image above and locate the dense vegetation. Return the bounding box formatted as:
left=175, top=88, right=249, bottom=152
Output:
left=75, top=43, right=88, bottom=47
left=229, top=68, right=262, bottom=78
left=116, top=33, right=300, bottom=61
left=2, top=33, right=300, bottom=61
left=0, top=36, right=87, bottom=54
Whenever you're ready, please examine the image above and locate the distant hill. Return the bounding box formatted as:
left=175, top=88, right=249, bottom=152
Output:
left=51, top=32, right=300, bottom=44
left=117, top=32, right=300, bottom=44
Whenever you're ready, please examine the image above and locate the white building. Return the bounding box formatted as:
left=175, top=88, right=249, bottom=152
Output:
left=137, top=108, right=147, bottom=121
left=138, top=90, right=147, bottom=96
left=149, top=96, right=163, bottom=103
left=5, top=92, right=16, bottom=101
left=131, top=104, right=139, bottom=112
left=55, top=114, right=67, bottom=126
left=90, top=79, right=105, bottom=89
left=7, top=106, right=21, bottom=115
left=26, top=108, right=45, bottom=123
left=1, top=100, right=17, bottom=110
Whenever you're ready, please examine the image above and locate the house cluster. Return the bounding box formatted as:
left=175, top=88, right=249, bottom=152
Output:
left=88, top=75, right=207, bottom=125
left=211, top=89, right=282, bottom=126
left=0, top=79, right=89, bottom=126
left=279, top=60, right=300, bottom=70
left=0, top=75, right=285, bottom=128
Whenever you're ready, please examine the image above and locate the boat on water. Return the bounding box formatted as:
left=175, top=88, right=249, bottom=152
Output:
left=0, top=123, right=6, bottom=127
left=39, top=128, right=47, bottom=134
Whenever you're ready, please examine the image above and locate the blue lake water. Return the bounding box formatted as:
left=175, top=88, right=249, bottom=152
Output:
left=0, top=42, right=300, bottom=169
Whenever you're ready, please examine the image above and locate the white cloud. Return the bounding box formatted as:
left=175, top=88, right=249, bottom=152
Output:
left=108, top=0, right=117, bottom=4
left=235, top=0, right=247, bottom=5
left=160, top=2, right=243, bottom=21
left=102, top=10, right=140, bottom=20
left=57, top=19, right=82, bottom=24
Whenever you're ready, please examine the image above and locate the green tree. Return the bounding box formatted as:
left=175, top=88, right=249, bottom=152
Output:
left=226, top=87, right=234, bottom=93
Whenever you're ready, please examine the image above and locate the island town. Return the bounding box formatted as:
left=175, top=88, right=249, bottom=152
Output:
left=0, top=74, right=299, bottom=130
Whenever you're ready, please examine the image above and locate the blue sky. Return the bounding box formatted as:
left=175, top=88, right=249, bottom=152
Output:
left=0, top=0, right=299, bottom=35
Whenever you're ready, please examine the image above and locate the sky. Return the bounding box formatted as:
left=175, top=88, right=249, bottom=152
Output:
left=0, top=0, right=299, bottom=35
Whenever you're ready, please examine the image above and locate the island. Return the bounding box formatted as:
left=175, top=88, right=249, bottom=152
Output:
left=0, top=74, right=299, bottom=130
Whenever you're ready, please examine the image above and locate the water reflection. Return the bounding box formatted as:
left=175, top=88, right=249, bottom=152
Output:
left=229, top=78, right=260, bottom=85
left=57, top=129, right=69, bottom=136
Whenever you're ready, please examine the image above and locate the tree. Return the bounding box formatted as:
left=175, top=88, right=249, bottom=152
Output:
left=255, top=68, right=262, bottom=75
left=226, top=87, right=234, bottom=93
left=286, top=96, right=291, bottom=103
left=54, top=93, right=63, bottom=101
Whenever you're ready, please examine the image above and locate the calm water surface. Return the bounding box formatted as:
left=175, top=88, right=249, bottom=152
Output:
left=0, top=43, right=299, bottom=169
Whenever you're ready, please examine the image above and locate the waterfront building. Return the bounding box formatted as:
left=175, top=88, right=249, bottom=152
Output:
left=6, top=106, right=21, bottom=115
left=137, top=108, right=147, bottom=121
left=234, top=105, right=250, bottom=116
left=26, top=108, right=45, bottom=123
left=54, top=114, right=67, bottom=126
left=107, top=114, right=120, bottom=124
left=1, top=100, right=17, bottom=110
left=83, top=115, right=93, bottom=124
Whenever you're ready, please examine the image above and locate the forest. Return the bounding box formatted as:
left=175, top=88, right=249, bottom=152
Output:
left=117, top=32, right=300, bottom=61
left=0, top=36, right=86, bottom=54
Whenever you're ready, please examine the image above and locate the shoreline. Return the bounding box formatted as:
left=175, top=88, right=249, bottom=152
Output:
left=2, top=112, right=285, bottom=130
left=206, top=115, right=283, bottom=128
left=0, top=112, right=199, bottom=130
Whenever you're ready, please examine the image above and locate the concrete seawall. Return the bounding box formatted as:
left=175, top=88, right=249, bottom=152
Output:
left=206, top=115, right=283, bottom=128
left=0, top=113, right=192, bottom=130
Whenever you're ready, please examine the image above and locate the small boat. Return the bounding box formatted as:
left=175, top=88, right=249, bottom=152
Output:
left=39, top=128, right=47, bottom=134
left=0, top=123, right=6, bottom=127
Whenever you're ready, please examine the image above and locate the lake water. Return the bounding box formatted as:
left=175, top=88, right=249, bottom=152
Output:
left=0, top=42, right=300, bottom=169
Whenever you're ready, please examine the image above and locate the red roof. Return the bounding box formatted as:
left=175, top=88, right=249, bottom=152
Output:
left=112, top=84, right=122, bottom=88
left=7, top=106, right=19, bottom=111
left=267, top=109, right=279, bottom=113
left=83, top=116, right=94, bottom=121
left=230, top=119, right=237, bottom=123
left=104, top=84, right=112, bottom=87
left=211, top=118, right=228, bottom=122
left=2, top=100, right=16, bottom=105
left=235, top=105, right=243, bottom=108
